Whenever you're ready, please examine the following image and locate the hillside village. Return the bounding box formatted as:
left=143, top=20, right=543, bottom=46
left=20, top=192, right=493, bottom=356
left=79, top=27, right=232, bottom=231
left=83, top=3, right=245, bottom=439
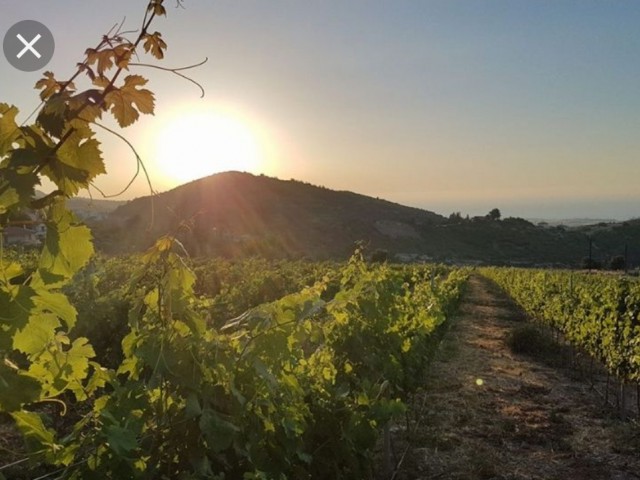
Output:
left=1, top=211, right=46, bottom=246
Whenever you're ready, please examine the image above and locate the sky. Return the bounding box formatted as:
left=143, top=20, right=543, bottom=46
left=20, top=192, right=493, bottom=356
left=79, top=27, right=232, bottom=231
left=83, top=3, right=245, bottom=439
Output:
left=2, top=0, right=639, bottom=220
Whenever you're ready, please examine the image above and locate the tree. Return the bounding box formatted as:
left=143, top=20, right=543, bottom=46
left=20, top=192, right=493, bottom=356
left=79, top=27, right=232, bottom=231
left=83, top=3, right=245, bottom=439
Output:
left=581, top=257, right=602, bottom=270
left=370, top=248, right=388, bottom=263
left=609, top=255, right=626, bottom=271
left=487, top=208, right=501, bottom=221
left=448, top=211, right=463, bottom=223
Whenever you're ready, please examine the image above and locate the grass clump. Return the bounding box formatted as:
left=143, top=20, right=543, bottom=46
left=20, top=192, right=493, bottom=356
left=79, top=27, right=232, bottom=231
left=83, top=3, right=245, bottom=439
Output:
left=507, top=324, right=555, bottom=356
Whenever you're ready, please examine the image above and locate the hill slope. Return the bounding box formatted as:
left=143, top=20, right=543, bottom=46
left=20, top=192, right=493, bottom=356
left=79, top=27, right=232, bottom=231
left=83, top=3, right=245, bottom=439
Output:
left=93, top=172, right=639, bottom=266
left=95, top=172, right=443, bottom=258
left=67, top=197, right=126, bottom=220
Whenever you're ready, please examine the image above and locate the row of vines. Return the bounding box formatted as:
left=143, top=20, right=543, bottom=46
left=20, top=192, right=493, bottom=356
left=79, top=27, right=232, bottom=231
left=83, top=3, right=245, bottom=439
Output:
left=481, top=268, right=640, bottom=384
left=66, top=255, right=334, bottom=368
left=0, top=1, right=467, bottom=477
left=1, top=240, right=466, bottom=478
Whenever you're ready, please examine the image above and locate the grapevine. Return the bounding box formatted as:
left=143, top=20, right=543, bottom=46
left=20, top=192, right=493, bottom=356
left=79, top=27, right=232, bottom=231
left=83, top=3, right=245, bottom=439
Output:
left=0, top=1, right=468, bottom=477
left=481, top=268, right=640, bottom=383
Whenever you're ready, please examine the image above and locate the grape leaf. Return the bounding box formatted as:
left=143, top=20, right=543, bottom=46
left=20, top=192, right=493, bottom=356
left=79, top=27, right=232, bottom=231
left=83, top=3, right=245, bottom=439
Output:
left=113, top=44, right=132, bottom=69
left=11, top=411, right=56, bottom=452
left=18, top=123, right=55, bottom=151
left=0, top=103, right=21, bottom=157
left=0, top=285, right=36, bottom=338
left=199, top=408, right=240, bottom=452
left=0, top=363, right=42, bottom=411
left=13, top=313, right=60, bottom=356
left=0, top=185, right=20, bottom=215
left=68, top=90, right=104, bottom=125
left=37, top=92, right=69, bottom=138
left=85, top=361, right=112, bottom=396
left=32, top=288, right=78, bottom=329
left=143, top=32, right=167, bottom=60
left=85, top=48, right=116, bottom=77
left=104, top=75, right=155, bottom=128
left=41, top=127, right=105, bottom=195
left=77, top=62, right=96, bottom=82
left=105, top=424, right=138, bottom=457
left=185, top=393, right=202, bottom=419
left=27, top=335, right=95, bottom=399
left=64, top=337, right=96, bottom=400
left=148, top=0, right=167, bottom=17
left=92, top=75, right=111, bottom=89
left=1, top=127, right=47, bottom=212
left=35, top=72, right=74, bottom=101
left=55, top=126, right=104, bottom=175
left=0, top=261, right=23, bottom=285
left=38, top=201, right=94, bottom=284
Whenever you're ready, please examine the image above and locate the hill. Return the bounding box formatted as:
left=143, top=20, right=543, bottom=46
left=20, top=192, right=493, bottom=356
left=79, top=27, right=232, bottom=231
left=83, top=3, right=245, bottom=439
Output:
left=94, top=172, right=443, bottom=259
left=67, top=197, right=126, bottom=220
left=35, top=191, right=125, bottom=221
left=92, top=172, right=640, bottom=266
left=527, top=218, right=618, bottom=227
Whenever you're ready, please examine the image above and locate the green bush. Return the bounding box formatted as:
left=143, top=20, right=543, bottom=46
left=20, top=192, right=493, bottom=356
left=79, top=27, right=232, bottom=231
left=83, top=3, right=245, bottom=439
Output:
left=507, top=324, right=554, bottom=356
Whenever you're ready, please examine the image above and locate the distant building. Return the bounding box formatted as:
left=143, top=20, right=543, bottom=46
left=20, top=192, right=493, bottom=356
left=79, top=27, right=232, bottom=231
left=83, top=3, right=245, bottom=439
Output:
left=33, top=223, right=46, bottom=240
left=395, top=253, right=433, bottom=263
left=2, top=226, right=40, bottom=246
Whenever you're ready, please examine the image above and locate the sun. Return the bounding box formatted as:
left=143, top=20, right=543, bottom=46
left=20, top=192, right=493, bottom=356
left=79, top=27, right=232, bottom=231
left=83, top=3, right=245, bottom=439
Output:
left=152, top=109, right=264, bottom=184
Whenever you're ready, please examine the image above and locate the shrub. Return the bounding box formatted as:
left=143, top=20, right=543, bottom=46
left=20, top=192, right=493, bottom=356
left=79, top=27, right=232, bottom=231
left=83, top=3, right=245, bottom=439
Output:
left=507, top=324, right=554, bottom=356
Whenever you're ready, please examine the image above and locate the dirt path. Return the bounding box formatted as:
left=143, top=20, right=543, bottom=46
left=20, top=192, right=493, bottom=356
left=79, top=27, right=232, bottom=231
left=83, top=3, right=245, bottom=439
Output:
left=390, top=275, right=640, bottom=480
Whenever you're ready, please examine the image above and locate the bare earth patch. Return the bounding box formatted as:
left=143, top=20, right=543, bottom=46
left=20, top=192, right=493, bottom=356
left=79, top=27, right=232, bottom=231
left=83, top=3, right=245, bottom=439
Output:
left=385, top=275, right=640, bottom=480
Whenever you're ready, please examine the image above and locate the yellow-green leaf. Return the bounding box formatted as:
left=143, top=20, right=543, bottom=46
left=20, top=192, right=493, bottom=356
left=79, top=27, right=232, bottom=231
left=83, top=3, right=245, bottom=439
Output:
left=0, top=103, right=21, bottom=157
left=0, top=285, right=36, bottom=341
left=11, top=411, right=56, bottom=452
left=32, top=288, right=78, bottom=329
left=38, top=201, right=94, bottom=284
left=104, top=75, right=155, bottom=128
left=0, top=188, right=18, bottom=214
left=41, top=127, right=104, bottom=195
left=13, top=313, right=60, bottom=356
left=0, top=261, right=23, bottom=285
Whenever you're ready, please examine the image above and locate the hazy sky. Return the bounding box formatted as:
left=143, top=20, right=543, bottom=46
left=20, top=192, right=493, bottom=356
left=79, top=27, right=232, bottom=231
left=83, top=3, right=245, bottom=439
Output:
left=2, top=1, right=639, bottom=219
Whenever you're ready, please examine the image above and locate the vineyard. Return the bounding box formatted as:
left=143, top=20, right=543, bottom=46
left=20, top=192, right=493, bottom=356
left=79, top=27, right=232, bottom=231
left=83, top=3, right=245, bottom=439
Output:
left=481, top=267, right=640, bottom=414
left=2, top=0, right=640, bottom=478
left=0, top=244, right=466, bottom=478
left=0, top=1, right=468, bottom=476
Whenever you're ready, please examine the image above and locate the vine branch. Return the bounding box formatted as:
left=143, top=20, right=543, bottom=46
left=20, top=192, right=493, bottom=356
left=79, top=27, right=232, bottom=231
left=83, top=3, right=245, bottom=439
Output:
left=128, top=57, right=208, bottom=98
left=91, top=121, right=156, bottom=198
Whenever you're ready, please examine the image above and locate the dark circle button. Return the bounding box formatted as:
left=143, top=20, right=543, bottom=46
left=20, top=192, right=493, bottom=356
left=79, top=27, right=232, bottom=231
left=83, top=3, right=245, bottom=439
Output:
left=3, top=20, right=55, bottom=72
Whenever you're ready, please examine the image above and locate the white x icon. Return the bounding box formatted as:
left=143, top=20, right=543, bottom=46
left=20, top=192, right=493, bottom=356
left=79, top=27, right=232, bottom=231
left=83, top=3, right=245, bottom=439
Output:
left=16, top=33, right=41, bottom=59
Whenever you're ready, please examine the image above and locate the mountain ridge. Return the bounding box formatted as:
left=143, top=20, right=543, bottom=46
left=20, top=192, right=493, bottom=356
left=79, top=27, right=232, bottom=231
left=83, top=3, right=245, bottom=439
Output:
left=91, top=171, right=640, bottom=267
